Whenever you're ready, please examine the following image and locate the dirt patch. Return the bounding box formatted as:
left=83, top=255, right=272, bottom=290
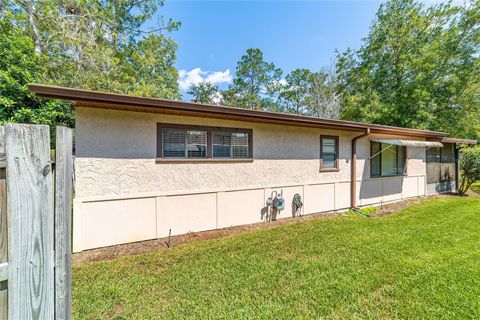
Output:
left=371, top=193, right=454, bottom=217
left=73, top=193, right=463, bottom=264
left=73, top=211, right=343, bottom=264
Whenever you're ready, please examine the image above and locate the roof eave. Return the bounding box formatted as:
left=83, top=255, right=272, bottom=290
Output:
left=28, top=83, right=448, bottom=138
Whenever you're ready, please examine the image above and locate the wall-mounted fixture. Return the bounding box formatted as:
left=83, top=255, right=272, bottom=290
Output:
left=266, top=190, right=285, bottom=211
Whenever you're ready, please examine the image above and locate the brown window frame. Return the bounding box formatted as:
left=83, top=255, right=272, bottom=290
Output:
left=370, top=141, right=407, bottom=178
left=320, top=135, right=340, bottom=172
left=156, top=123, right=253, bottom=163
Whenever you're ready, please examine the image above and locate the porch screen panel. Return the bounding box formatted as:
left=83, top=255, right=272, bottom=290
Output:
left=440, top=143, right=455, bottom=182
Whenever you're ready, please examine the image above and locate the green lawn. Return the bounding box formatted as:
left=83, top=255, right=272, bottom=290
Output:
left=73, top=197, right=480, bottom=319
left=471, top=181, right=480, bottom=195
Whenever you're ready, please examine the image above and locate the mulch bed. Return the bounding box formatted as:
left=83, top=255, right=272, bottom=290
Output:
left=73, top=193, right=461, bottom=264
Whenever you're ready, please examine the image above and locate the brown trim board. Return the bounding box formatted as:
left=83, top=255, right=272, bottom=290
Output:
left=28, top=84, right=449, bottom=139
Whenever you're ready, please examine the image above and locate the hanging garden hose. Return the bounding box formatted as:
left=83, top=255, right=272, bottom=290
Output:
left=293, top=193, right=303, bottom=216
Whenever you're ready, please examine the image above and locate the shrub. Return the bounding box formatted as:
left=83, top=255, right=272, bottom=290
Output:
left=458, top=145, right=480, bottom=194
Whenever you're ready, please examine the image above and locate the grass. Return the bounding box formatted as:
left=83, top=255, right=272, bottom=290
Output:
left=471, top=181, right=480, bottom=195
left=73, top=197, right=480, bottom=319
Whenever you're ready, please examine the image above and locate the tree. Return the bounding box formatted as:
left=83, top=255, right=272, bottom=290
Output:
left=279, top=68, right=313, bottom=115
left=458, top=146, right=480, bottom=194
left=0, top=0, right=181, bottom=128
left=187, top=81, right=220, bottom=104
left=336, top=0, right=480, bottom=139
left=0, top=14, right=74, bottom=128
left=223, top=48, right=283, bottom=110
left=308, top=65, right=341, bottom=119
left=2, top=0, right=181, bottom=98
left=278, top=66, right=341, bottom=118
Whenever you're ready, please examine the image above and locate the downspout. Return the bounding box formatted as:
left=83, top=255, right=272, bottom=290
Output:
left=351, top=128, right=370, bottom=208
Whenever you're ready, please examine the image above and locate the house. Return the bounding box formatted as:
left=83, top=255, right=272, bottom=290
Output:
left=29, top=84, right=477, bottom=252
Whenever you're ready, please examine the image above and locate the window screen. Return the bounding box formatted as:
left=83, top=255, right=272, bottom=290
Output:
left=232, top=132, right=249, bottom=158
left=370, top=142, right=406, bottom=177
left=320, top=136, right=338, bottom=170
left=158, top=124, right=252, bottom=160
left=213, top=131, right=231, bottom=158
left=163, top=128, right=207, bottom=158
left=212, top=131, right=249, bottom=158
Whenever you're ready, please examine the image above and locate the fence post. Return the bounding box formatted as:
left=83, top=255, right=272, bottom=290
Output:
left=54, top=127, right=73, bottom=320
left=0, top=126, right=7, bottom=319
left=6, top=124, right=54, bottom=319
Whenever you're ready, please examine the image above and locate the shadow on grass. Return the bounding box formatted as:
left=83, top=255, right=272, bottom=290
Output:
left=471, top=181, right=480, bottom=195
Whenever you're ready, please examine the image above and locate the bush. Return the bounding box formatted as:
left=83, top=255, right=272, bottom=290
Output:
left=458, top=146, right=480, bottom=194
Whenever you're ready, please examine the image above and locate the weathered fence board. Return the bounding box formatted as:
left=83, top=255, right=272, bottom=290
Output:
left=54, top=127, right=73, bottom=320
left=0, top=125, right=5, bottom=168
left=0, top=282, right=6, bottom=320
left=6, top=124, right=55, bottom=319
left=0, top=163, right=6, bottom=263
left=0, top=126, right=7, bottom=320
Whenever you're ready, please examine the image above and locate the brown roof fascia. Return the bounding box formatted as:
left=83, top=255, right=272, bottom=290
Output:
left=442, top=137, right=477, bottom=145
left=28, top=83, right=447, bottom=138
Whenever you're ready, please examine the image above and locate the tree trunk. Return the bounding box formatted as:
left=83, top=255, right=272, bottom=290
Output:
left=25, top=0, right=42, bottom=55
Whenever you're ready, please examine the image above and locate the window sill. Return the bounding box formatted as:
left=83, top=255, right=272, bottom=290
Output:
left=319, top=168, right=340, bottom=173
left=156, top=158, right=254, bottom=164
left=370, top=174, right=407, bottom=179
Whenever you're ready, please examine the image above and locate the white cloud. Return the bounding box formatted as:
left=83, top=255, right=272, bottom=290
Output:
left=178, top=68, right=232, bottom=91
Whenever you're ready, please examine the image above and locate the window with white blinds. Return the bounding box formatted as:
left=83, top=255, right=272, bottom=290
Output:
left=212, top=131, right=249, bottom=158
left=158, top=124, right=252, bottom=160
left=163, top=129, right=207, bottom=158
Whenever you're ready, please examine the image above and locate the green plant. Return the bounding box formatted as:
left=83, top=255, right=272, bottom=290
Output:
left=458, top=146, right=480, bottom=194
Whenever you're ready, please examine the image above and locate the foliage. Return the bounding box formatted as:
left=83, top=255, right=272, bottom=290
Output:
left=307, top=65, right=341, bottom=119
left=222, top=48, right=283, bottom=110
left=278, top=68, right=313, bottom=114
left=0, top=0, right=181, bottom=127
left=458, top=145, right=480, bottom=194
left=187, top=81, right=220, bottom=104
left=471, top=181, right=480, bottom=195
left=73, top=197, right=480, bottom=318
left=0, top=15, right=73, bottom=127
left=336, top=0, right=480, bottom=139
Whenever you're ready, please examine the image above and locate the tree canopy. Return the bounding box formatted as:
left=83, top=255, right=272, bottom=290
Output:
left=187, top=81, right=220, bottom=104
left=336, top=0, right=479, bottom=139
left=221, top=48, right=283, bottom=110
left=1, top=0, right=478, bottom=140
left=0, top=0, right=181, bottom=127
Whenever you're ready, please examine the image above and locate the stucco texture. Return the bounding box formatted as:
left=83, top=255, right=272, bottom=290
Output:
left=73, top=107, right=429, bottom=251
left=76, top=107, right=360, bottom=199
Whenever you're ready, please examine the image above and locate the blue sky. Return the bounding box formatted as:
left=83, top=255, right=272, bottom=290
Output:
left=154, top=1, right=437, bottom=96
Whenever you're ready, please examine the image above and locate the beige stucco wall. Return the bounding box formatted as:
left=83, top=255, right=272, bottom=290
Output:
left=75, top=107, right=358, bottom=198
left=73, top=107, right=428, bottom=251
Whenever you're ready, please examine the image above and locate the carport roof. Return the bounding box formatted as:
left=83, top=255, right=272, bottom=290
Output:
left=28, top=83, right=451, bottom=139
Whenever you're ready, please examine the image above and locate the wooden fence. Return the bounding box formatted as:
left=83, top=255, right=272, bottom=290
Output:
left=0, top=124, right=73, bottom=320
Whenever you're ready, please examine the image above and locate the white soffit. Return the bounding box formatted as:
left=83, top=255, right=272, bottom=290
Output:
left=371, top=139, right=443, bottom=148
